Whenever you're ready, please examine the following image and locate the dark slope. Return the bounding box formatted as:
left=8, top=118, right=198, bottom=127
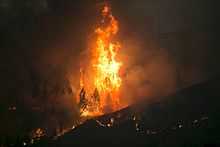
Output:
left=36, top=76, right=220, bottom=147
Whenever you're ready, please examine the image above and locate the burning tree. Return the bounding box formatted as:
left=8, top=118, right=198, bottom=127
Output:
left=78, top=5, right=123, bottom=117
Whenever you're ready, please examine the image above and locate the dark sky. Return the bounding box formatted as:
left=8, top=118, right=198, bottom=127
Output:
left=0, top=0, right=218, bottom=102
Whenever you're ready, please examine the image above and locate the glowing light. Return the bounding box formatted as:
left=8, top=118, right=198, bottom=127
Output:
left=78, top=5, right=123, bottom=117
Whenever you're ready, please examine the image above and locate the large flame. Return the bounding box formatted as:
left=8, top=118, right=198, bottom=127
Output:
left=78, top=5, right=123, bottom=117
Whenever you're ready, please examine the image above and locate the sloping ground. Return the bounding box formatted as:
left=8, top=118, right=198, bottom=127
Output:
left=34, top=75, right=220, bottom=147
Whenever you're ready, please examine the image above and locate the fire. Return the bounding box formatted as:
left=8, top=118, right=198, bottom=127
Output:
left=78, top=5, right=123, bottom=117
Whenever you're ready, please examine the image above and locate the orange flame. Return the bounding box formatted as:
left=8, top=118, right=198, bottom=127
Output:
left=79, top=5, right=122, bottom=117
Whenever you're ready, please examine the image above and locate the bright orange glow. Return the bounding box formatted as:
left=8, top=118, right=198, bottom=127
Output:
left=78, top=5, right=123, bottom=117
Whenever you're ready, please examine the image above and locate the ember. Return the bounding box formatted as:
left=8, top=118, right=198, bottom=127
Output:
left=78, top=5, right=124, bottom=117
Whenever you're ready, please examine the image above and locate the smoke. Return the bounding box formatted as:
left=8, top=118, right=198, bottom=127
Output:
left=118, top=34, right=178, bottom=106
left=110, top=0, right=218, bottom=106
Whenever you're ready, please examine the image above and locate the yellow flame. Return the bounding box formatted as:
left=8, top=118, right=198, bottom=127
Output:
left=94, top=5, right=122, bottom=93
left=79, top=5, right=122, bottom=117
